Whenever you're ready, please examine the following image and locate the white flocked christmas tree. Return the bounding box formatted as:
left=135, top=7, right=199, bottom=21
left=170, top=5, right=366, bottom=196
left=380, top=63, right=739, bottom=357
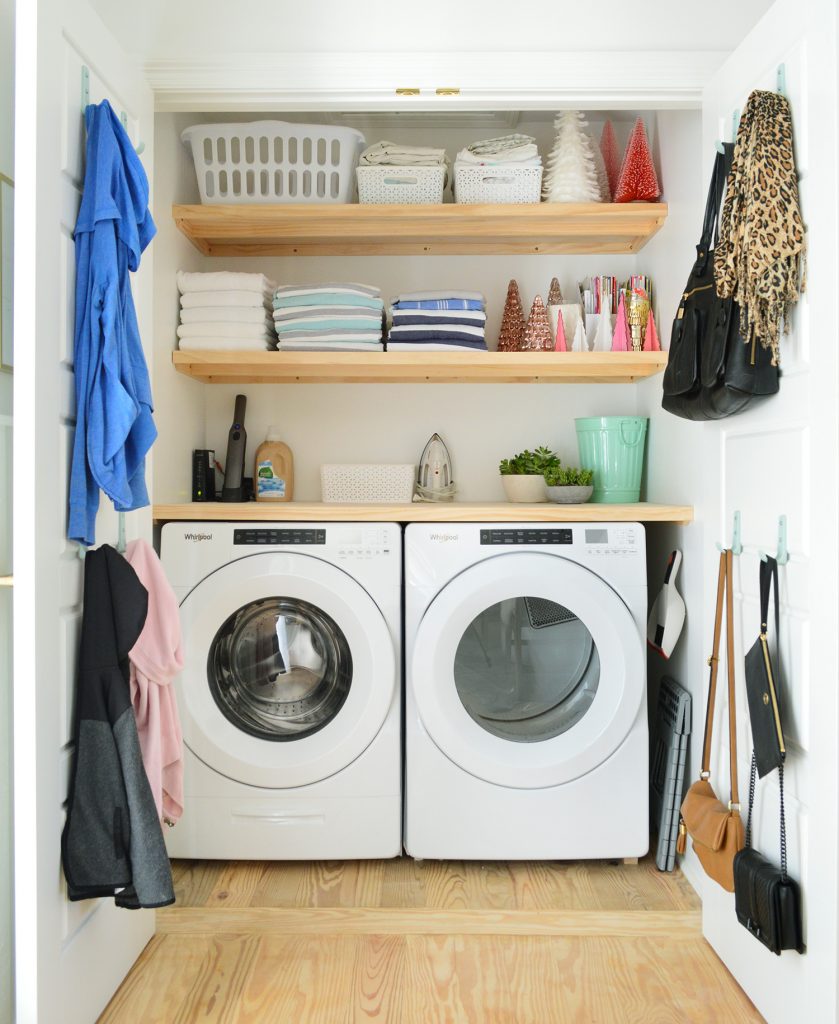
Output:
left=542, top=111, right=603, bottom=203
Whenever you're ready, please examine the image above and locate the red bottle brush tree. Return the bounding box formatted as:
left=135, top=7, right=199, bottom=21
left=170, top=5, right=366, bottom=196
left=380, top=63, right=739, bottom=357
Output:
left=614, top=118, right=660, bottom=203
left=599, top=119, right=621, bottom=201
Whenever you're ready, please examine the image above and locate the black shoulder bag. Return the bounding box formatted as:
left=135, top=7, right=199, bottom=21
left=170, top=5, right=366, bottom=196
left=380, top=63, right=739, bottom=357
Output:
left=744, top=556, right=785, bottom=778
left=733, top=556, right=804, bottom=954
left=662, top=145, right=779, bottom=420
left=733, top=756, right=804, bottom=955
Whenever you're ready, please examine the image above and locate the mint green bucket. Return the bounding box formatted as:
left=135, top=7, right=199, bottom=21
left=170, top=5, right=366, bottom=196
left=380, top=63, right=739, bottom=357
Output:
left=575, top=416, right=648, bottom=503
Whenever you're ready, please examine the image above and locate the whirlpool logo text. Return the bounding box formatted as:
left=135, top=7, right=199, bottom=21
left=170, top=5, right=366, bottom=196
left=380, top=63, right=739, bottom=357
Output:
left=429, top=533, right=459, bottom=543
left=184, top=532, right=213, bottom=542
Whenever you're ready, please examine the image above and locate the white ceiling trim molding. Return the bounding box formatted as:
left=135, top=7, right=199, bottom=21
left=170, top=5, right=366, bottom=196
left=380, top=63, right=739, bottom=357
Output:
left=145, top=51, right=728, bottom=112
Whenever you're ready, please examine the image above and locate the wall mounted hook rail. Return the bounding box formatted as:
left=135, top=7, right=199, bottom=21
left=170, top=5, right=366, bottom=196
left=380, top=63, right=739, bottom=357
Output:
left=119, top=110, right=145, bottom=156
left=776, top=63, right=787, bottom=96
left=760, top=514, right=789, bottom=565
left=716, top=510, right=742, bottom=555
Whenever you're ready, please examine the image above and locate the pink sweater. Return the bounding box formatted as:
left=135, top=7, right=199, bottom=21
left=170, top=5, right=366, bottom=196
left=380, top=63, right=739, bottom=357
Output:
left=126, top=539, right=185, bottom=824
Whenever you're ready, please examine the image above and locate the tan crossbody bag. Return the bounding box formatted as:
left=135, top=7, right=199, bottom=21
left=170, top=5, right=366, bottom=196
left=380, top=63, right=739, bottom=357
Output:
left=678, top=548, right=744, bottom=891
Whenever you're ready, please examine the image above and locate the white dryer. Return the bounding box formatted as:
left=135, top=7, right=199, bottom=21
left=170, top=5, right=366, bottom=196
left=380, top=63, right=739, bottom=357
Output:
left=161, top=521, right=401, bottom=860
left=405, top=522, right=647, bottom=860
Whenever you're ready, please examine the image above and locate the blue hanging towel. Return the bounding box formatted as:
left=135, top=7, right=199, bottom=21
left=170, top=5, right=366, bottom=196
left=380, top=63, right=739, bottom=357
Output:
left=68, top=100, right=157, bottom=546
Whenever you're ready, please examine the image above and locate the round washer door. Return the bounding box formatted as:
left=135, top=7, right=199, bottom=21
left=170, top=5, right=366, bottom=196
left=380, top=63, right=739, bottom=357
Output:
left=411, top=552, right=643, bottom=788
left=178, top=552, right=395, bottom=788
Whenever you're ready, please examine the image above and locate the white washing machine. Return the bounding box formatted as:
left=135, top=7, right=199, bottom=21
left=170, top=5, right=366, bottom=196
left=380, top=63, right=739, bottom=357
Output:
left=161, top=521, right=401, bottom=860
left=405, top=522, right=647, bottom=860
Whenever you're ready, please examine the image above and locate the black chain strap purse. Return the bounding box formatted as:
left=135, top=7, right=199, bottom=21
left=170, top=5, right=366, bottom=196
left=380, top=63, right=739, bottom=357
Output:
left=733, top=756, right=804, bottom=955
left=733, top=555, right=804, bottom=954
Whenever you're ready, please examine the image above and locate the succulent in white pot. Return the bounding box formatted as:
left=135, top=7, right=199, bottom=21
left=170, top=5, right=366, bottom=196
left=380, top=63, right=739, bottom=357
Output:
left=543, top=464, right=594, bottom=504
left=498, top=446, right=559, bottom=503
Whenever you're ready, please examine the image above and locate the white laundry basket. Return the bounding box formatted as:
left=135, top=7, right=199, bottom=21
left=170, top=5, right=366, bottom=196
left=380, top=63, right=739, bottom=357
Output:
left=182, top=121, right=366, bottom=204
left=356, top=165, right=447, bottom=204
left=321, top=464, right=416, bottom=504
left=454, top=165, right=543, bottom=204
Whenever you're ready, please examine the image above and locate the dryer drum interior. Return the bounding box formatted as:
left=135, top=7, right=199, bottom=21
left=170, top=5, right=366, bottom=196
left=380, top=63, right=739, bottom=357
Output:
left=207, top=596, right=353, bottom=741
left=453, top=596, right=600, bottom=743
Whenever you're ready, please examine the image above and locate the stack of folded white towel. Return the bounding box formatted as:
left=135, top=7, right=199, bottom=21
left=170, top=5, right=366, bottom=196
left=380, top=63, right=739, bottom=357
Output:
left=272, top=283, right=384, bottom=351
left=387, top=291, right=488, bottom=352
left=176, top=271, right=276, bottom=351
left=359, top=141, right=448, bottom=168
left=454, top=134, right=542, bottom=173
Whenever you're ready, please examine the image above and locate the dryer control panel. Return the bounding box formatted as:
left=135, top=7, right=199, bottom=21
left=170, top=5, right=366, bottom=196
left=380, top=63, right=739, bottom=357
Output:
left=480, top=528, right=572, bottom=545
left=234, top=528, right=326, bottom=545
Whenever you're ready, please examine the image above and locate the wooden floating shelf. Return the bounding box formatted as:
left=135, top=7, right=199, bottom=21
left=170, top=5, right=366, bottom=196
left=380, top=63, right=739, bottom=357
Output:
left=172, top=350, right=668, bottom=385
left=172, top=202, right=668, bottom=257
left=154, top=502, right=694, bottom=526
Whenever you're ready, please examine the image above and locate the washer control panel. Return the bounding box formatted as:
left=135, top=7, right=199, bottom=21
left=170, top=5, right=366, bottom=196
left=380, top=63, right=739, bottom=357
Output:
left=584, top=525, right=641, bottom=556
left=480, top=528, right=572, bottom=545
left=234, top=528, right=326, bottom=545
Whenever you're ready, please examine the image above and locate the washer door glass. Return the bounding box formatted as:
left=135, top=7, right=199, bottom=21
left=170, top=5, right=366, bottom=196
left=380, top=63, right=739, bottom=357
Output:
left=208, top=596, right=352, bottom=741
left=454, top=597, right=599, bottom=743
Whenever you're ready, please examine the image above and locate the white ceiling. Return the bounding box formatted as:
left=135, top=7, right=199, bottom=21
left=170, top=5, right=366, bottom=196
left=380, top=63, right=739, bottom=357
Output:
left=91, top=0, right=774, bottom=59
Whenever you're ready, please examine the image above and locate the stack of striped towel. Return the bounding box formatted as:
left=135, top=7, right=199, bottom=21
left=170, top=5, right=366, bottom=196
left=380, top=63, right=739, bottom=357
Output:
left=176, top=271, right=276, bottom=351
left=272, top=283, right=384, bottom=351
left=387, top=291, right=488, bottom=351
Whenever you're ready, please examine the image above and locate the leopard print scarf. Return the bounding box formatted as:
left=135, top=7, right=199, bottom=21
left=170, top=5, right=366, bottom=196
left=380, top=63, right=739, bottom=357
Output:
left=714, top=89, right=806, bottom=366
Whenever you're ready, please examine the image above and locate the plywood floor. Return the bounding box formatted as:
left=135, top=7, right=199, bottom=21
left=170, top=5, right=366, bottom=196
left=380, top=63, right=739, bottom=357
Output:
left=99, top=856, right=763, bottom=1023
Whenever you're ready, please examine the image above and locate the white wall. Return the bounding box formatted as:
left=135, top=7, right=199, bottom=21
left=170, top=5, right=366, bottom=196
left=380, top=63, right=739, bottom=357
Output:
left=0, top=0, right=13, bottom=1018
left=153, top=111, right=667, bottom=504
left=91, top=0, right=772, bottom=58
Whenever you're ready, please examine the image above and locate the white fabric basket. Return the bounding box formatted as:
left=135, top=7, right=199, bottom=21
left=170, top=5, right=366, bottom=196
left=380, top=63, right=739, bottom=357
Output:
left=181, top=120, right=366, bottom=205
left=321, top=464, right=416, bottom=504
left=356, top=166, right=446, bottom=204
left=454, top=165, right=543, bottom=204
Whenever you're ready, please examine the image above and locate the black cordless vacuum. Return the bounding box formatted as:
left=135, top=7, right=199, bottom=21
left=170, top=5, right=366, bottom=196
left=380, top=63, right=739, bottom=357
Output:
left=221, top=394, right=247, bottom=502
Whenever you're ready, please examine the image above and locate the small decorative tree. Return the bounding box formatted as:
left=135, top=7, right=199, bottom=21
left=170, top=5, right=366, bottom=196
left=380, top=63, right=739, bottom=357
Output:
left=522, top=295, right=553, bottom=351
left=497, top=279, right=526, bottom=351
left=599, top=119, right=621, bottom=200
left=547, top=276, right=563, bottom=306
left=611, top=291, right=631, bottom=351
left=542, top=111, right=602, bottom=203
left=614, top=117, right=660, bottom=203
left=643, top=308, right=662, bottom=351
left=554, top=310, right=568, bottom=352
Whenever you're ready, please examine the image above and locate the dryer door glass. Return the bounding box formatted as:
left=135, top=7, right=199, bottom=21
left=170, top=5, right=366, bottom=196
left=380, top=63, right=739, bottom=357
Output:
left=453, top=597, right=599, bottom=743
left=208, top=597, right=353, bottom=741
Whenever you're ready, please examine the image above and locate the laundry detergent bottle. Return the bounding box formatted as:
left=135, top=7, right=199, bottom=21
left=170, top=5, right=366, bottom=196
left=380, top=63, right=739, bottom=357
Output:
left=254, top=427, right=294, bottom=502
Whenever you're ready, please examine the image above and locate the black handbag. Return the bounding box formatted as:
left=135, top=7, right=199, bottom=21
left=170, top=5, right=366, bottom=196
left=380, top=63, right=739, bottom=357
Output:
left=744, top=556, right=785, bottom=778
left=733, top=757, right=804, bottom=955
left=662, top=145, right=780, bottom=420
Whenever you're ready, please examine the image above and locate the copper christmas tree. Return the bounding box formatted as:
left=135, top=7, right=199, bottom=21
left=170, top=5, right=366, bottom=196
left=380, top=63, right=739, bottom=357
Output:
left=522, top=295, right=553, bottom=351
left=547, top=276, right=563, bottom=306
left=600, top=119, right=621, bottom=201
left=497, top=279, right=526, bottom=351
left=614, top=118, right=660, bottom=203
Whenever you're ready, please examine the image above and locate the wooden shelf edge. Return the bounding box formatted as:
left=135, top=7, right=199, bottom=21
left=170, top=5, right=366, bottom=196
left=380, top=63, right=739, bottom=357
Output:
left=153, top=502, right=694, bottom=526
left=172, top=201, right=669, bottom=257
left=171, top=350, right=670, bottom=385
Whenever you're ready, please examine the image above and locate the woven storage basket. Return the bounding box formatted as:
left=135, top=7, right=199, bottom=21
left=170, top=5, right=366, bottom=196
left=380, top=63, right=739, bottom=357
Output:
left=454, top=165, right=543, bottom=204
left=356, top=165, right=446, bottom=204
left=181, top=120, right=365, bottom=205
left=321, top=464, right=416, bottom=504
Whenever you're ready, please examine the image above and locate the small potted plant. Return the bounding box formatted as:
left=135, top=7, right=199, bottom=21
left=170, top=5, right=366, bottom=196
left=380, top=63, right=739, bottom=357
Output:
left=499, top=446, right=559, bottom=503
left=543, top=464, right=594, bottom=504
